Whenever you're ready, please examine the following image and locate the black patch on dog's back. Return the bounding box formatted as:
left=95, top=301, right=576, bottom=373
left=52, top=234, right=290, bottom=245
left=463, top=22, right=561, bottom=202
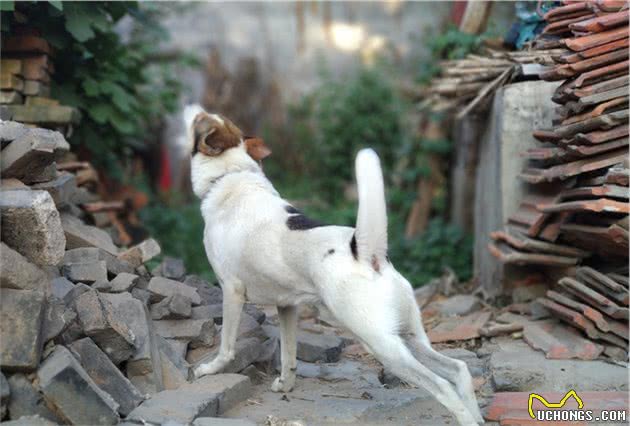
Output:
left=285, top=205, right=327, bottom=231
left=350, top=234, right=358, bottom=260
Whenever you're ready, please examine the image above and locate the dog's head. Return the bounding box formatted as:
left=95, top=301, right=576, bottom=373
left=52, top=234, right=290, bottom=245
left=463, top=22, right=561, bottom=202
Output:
left=185, top=105, right=271, bottom=162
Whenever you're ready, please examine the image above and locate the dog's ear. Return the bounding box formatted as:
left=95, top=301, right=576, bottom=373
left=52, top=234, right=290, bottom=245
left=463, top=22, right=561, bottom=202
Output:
left=245, top=137, right=272, bottom=161
left=194, top=114, right=241, bottom=156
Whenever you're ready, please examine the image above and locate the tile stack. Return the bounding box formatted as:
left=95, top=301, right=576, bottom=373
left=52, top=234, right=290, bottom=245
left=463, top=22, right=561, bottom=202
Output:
left=490, top=1, right=628, bottom=360
left=0, top=34, right=79, bottom=128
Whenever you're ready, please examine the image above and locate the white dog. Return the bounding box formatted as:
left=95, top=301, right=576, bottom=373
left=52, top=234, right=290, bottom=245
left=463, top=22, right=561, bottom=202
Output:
left=186, top=105, right=483, bottom=425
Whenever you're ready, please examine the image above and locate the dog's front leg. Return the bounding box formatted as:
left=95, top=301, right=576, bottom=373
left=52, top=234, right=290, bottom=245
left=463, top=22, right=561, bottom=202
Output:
left=271, top=305, right=298, bottom=392
left=194, top=284, right=245, bottom=378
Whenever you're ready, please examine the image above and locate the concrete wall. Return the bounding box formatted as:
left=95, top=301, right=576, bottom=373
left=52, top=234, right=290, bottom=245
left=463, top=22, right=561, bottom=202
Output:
left=473, top=80, right=560, bottom=299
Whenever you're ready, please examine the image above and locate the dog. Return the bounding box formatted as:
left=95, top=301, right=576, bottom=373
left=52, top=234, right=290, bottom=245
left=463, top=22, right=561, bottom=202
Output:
left=186, top=105, right=484, bottom=425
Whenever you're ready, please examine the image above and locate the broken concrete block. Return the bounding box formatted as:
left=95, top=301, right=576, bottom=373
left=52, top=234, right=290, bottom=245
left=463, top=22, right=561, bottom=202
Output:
left=193, top=418, right=257, bottom=426
left=151, top=294, right=192, bottom=320
left=37, top=346, right=120, bottom=425
left=0, top=288, right=46, bottom=371
left=1, top=416, right=59, bottom=426
left=92, top=279, right=112, bottom=292
left=42, top=298, right=76, bottom=342
left=50, top=276, right=74, bottom=299
left=69, top=337, right=144, bottom=416
left=0, top=242, right=49, bottom=292
left=101, top=292, right=164, bottom=395
left=263, top=326, right=343, bottom=363
left=61, top=213, right=118, bottom=255
left=152, top=256, right=186, bottom=280
left=187, top=374, right=252, bottom=415
left=0, top=178, right=28, bottom=190
left=191, top=303, right=223, bottom=321
left=0, top=127, right=68, bottom=181
left=153, top=318, right=215, bottom=347
left=431, top=295, right=481, bottom=316
left=194, top=337, right=261, bottom=374
left=158, top=335, right=189, bottom=390
left=74, top=290, right=135, bottom=365
left=31, top=172, right=77, bottom=208
left=62, top=282, right=91, bottom=309
left=109, top=272, right=139, bottom=293
left=126, top=386, right=218, bottom=424
left=0, top=121, right=29, bottom=146
left=131, top=287, right=151, bottom=306
left=6, top=374, right=62, bottom=422
left=165, top=338, right=189, bottom=360
left=1, top=372, right=8, bottom=419
left=184, top=275, right=223, bottom=305
left=0, top=189, right=65, bottom=265
left=117, top=238, right=160, bottom=268
left=157, top=335, right=190, bottom=380
left=147, top=276, right=202, bottom=305
left=63, top=247, right=135, bottom=276
left=61, top=260, right=107, bottom=283
left=244, top=304, right=266, bottom=325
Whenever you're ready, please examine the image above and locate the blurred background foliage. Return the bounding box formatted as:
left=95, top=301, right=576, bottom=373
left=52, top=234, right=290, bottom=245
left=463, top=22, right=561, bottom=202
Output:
left=3, top=1, right=479, bottom=287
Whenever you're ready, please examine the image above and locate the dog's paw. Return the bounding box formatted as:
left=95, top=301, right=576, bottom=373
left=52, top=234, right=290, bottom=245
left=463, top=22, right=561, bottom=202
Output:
left=271, top=377, right=294, bottom=393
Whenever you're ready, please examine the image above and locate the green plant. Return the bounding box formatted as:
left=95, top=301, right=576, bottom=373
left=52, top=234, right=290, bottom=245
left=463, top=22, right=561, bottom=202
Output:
left=1, top=1, right=194, bottom=176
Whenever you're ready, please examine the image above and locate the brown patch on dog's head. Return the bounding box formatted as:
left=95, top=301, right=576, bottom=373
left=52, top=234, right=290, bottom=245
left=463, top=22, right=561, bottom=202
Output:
left=192, top=112, right=243, bottom=157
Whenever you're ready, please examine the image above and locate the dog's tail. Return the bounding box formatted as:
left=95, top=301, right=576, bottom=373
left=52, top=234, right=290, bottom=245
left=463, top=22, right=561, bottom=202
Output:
left=353, top=148, right=387, bottom=272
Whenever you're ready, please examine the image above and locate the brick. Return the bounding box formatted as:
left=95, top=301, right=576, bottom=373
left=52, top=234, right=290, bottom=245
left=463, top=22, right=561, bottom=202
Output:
left=264, top=326, right=343, bottom=363
left=37, top=346, right=120, bottom=425
left=62, top=260, right=108, bottom=283
left=3, top=105, right=80, bottom=125
left=109, top=272, right=139, bottom=293
left=427, top=311, right=492, bottom=343
left=23, top=80, right=50, bottom=97
left=42, top=298, right=76, bottom=342
left=31, top=172, right=77, bottom=208
left=2, top=36, right=52, bottom=54
left=126, top=386, right=218, bottom=424
left=6, top=374, right=62, bottom=422
left=101, top=292, right=164, bottom=395
left=75, top=290, right=135, bottom=365
left=69, top=337, right=144, bottom=416
left=152, top=256, right=186, bottom=280
left=118, top=238, right=161, bottom=267
left=21, top=55, right=51, bottom=81
left=187, top=374, right=252, bottom=415
left=25, top=96, right=58, bottom=107
left=154, top=318, right=215, bottom=346
left=0, top=190, right=65, bottom=265
left=0, top=242, right=49, bottom=292
left=148, top=276, right=202, bottom=305
left=0, top=73, right=23, bottom=91
left=61, top=213, right=119, bottom=255
left=193, top=337, right=261, bottom=374
left=0, top=91, right=23, bottom=104
left=63, top=247, right=134, bottom=275
left=0, top=288, right=46, bottom=371
left=1, top=59, right=22, bottom=75
left=184, top=275, right=223, bottom=305
left=151, top=293, right=192, bottom=320
left=1, top=127, right=68, bottom=181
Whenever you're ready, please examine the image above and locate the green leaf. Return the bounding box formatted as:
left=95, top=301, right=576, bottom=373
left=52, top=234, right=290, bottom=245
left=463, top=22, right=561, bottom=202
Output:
left=88, top=103, right=113, bottom=124
left=64, top=4, right=96, bottom=41
left=0, top=2, right=14, bottom=12
left=82, top=78, right=100, bottom=97
left=108, top=108, right=135, bottom=134
left=48, top=0, right=62, bottom=11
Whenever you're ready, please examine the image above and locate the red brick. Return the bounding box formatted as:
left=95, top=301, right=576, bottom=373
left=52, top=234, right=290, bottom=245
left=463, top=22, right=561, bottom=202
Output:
left=427, top=311, right=491, bottom=343
left=2, top=36, right=52, bottom=55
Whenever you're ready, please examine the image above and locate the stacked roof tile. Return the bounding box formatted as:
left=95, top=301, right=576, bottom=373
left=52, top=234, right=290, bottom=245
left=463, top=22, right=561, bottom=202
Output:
left=490, top=1, right=628, bottom=359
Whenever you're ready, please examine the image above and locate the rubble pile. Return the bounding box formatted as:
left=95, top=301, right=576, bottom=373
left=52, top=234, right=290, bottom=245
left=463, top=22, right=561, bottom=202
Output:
left=489, top=1, right=628, bottom=360
left=0, top=121, right=353, bottom=425
left=0, top=35, right=79, bottom=127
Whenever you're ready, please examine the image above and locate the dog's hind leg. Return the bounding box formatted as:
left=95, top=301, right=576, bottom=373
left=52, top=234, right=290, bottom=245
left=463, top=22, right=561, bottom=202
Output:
left=194, top=282, right=245, bottom=378
left=361, top=332, right=479, bottom=426
left=271, top=305, right=298, bottom=392
left=404, top=308, right=484, bottom=424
